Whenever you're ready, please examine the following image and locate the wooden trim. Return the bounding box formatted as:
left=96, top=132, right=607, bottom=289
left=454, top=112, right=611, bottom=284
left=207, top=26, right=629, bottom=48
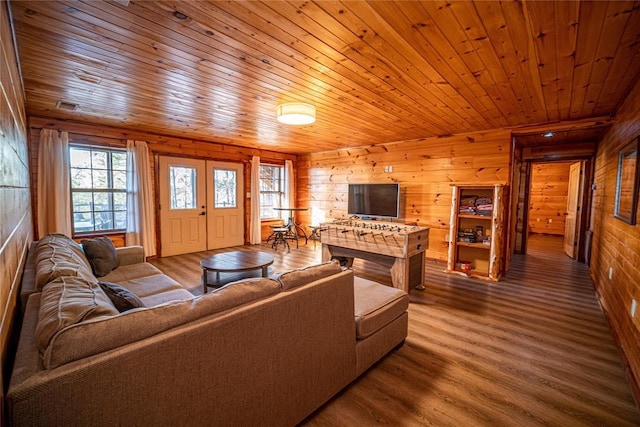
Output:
left=510, top=116, right=614, bottom=135
left=153, top=153, right=161, bottom=257
left=28, top=116, right=298, bottom=162
left=577, top=159, right=592, bottom=263
left=521, top=161, right=532, bottom=254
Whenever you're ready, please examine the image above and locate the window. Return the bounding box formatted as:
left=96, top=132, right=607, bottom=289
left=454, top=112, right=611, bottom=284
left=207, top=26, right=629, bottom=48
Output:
left=169, top=166, right=197, bottom=209
left=70, top=146, right=127, bottom=234
left=259, top=164, right=284, bottom=219
left=214, top=169, right=237, bottom=208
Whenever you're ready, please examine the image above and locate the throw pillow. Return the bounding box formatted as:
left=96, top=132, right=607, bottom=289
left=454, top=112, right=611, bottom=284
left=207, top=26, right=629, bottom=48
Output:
left=81, top=237, right=120, bottom=277
left=99, top=281, right=145, bottom=312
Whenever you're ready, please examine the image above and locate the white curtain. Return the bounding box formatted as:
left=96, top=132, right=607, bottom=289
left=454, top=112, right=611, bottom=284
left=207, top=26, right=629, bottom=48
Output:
left=283, top=159, right=295, bottom=220
left=37, top=129, right=71, bottom=237
left=249, top=156, right=262, bottom=244
left=126, top=140, right=156, bottom=257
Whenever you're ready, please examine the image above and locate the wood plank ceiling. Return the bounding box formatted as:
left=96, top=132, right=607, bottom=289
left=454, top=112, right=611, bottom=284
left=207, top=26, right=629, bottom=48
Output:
left=9, top=0, right=640, bottom=154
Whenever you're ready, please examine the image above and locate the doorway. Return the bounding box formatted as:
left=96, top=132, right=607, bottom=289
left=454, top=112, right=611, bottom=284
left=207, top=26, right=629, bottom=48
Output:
left=158, top=156, right=244, bottom=256
left=525, top=161, right=585, bottom=259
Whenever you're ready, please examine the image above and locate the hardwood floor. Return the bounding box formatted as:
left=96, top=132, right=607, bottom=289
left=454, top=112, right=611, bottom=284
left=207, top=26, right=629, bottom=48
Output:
left=150, top=235, right=639, bottom=426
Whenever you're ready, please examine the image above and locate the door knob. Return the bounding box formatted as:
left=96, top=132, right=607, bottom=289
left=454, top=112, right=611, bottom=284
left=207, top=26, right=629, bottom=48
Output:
left=200, top=212, right=206, bottom=216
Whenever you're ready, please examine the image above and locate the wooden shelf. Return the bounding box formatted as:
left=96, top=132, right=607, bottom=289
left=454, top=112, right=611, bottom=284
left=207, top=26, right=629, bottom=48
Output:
left=458, top=214, right=492, bottom=220
left=452, top=268, right=489, bottom=278
left=447, top=184, right=505, bottom=281
left=456, top=242, right=491, bottom=249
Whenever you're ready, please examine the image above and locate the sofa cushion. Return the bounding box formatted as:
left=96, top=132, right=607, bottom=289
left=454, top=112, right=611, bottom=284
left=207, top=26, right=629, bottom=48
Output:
left=99, top=282, right=145, bottom=312
left=139, top=288, right=195, bottom=307
left=274, top=260, right=342, bottom=291
left=100, top=262, right=164, bottom=283
left=35, top=276, right=119, bottom=352
left=41, top=277, right=281, bottom=369
left=81, top=237, right=120, bottom=277
left=115, top=273, right=184, bottom=298
left=34, top=234, right=97, bottom=290
left=353, top=276, right=408, bottom=340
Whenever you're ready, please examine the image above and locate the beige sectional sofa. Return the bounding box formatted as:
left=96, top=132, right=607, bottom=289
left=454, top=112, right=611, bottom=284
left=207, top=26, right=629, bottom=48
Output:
left=8, top=233, right=409, bottom=426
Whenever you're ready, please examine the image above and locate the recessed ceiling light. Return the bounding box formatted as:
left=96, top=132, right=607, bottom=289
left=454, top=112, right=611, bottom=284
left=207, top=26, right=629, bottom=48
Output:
left=174, top=11, right=188, bottom=20
left=542, top=131, right=554, bottom=138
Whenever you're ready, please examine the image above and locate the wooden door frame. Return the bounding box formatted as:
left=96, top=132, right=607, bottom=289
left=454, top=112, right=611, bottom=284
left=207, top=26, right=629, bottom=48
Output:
left=518, top=157, right=593, bottom=262
left=153, top=153, right=249, bottom=257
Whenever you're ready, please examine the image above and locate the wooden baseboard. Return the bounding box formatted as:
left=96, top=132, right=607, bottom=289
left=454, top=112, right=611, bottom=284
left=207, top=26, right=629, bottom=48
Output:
left=595, top=288, right=640, bottom=410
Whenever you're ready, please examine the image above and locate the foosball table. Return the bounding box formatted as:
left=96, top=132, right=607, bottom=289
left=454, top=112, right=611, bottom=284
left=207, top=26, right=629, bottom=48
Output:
left=320, top=219, right=430, bottom=292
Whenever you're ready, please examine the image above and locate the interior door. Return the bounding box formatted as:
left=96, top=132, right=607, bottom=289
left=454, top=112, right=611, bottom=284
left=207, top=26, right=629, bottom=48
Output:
left=159, top=157, right=207, bottom=256
left=564, top=161, right=581, bottom=258
left=206, top=161, right=244, bottom=249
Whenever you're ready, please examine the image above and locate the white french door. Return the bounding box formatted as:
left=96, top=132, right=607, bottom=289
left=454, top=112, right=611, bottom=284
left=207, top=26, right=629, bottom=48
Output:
left=206, top=161, right=244, bottom=249
left=159, top=156, right=244, bottom=256
left=158, top=157, right=207, bottom=256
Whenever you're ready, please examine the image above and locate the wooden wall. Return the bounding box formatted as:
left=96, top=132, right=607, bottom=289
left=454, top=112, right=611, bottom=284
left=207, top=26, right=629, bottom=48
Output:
left=0, top=2, right=31, bottom=414
left=528, top=162, right=571, bottom=235
left=297, top=129, right=513, bottom=262
left=591, top=78, right=640, bottom=400
left=27, top=117, right=296, bottom=249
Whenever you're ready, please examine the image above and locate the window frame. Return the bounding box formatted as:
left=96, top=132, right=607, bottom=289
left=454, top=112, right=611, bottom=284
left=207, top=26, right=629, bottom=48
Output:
left=259, top=163, right=285, bottom=220
left=69, top=144, right=128, bottom=236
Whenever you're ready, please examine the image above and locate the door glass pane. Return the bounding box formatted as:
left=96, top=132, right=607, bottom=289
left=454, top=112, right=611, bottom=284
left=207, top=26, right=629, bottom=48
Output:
left=214, top=169, right=237, bottom=208
left=169, top=166, right=197, bottom=209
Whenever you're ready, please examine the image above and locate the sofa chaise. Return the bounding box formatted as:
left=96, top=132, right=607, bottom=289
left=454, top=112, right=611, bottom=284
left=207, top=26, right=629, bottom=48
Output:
left=8, top=233, right=409, bottom=426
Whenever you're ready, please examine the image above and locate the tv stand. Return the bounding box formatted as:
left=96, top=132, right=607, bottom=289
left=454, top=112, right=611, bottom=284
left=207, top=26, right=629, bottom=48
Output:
left=320, top=219, right=429, bottom=292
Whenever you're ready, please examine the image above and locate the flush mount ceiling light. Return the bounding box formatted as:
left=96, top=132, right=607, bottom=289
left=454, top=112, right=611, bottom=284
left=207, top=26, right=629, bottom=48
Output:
left=276, top=102, right=316, bottom=125
left=542, top=131, right=554, bottom=138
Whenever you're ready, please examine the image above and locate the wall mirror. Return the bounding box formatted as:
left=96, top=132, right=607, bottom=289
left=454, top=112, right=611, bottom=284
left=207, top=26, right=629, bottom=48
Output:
left=614, top=136, right=639, bottom=224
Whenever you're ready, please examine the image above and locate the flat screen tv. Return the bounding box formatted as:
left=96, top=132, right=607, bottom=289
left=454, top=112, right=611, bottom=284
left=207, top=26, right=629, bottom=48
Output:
left=347, top=183, right=400, bottom=219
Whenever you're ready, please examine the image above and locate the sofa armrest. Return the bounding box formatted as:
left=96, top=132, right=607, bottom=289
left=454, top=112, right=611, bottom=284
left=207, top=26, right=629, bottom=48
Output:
left=19, top=241, right=40, bottom=312
left=115, top=246, right=145, bottom=266
left=9, top=294, right=42, bottom=391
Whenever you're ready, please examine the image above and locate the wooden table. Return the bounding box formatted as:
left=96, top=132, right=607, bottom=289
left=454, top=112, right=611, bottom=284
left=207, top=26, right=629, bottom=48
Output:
left=200, top=251, right=274, bottom=293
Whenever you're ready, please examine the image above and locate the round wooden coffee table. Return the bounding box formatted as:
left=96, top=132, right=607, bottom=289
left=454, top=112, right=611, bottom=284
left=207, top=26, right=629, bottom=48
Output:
left=200, top=251, right=275, bottom=293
